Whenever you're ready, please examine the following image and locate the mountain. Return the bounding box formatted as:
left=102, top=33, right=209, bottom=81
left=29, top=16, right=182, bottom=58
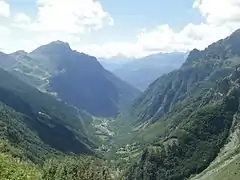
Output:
left=1, top=30, right=240, bottom=180
left=107, top=52, right=186, bottom=90
left=0, top=41, right=140, bottom=117
left=125, top=29, right=240, bottom=179
left=98, top=55, right=133, bottom=71
left=0, top=65, right=98, bottom=163
left=132, top=30, right=240, bottom=125
left=0, top=51, right=117, bottom=179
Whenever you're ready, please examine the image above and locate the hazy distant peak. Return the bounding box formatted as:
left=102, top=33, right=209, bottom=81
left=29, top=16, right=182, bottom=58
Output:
left=50, top=40, right=70, bottom=47
left=99, top=54, right=134, bottom=62
left=11, top=50, right=28, bottom=55
left=231, top=28, right=240, bottom=37
left=31, top=40, right=72, bottom=54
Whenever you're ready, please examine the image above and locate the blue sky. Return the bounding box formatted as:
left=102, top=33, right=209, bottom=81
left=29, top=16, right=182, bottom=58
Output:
left=86, top=0, right=204, bottom=44
left=0, top=0, right=239, bottom=58
left=101, top=0, right=203, bottom=29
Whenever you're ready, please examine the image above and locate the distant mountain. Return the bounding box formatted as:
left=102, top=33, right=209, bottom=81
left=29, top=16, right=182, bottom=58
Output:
left=126, top=29, right=240, bottom=179
left=98, top=55, right=133, bottom=71
left=108, top=52, right=187, bottom=90
left=0, top=41, right=140, bottom=117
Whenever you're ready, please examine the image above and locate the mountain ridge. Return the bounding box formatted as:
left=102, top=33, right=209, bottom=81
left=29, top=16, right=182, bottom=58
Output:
left=0, top=42, right=140, bottom=117
left=132, top=29, right=240, bottom=124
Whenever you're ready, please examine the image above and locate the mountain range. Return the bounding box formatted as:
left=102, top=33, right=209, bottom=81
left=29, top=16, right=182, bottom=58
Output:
left=1, top=29, right=240, bottom=180
left=100, top=52, right=187, bottom=90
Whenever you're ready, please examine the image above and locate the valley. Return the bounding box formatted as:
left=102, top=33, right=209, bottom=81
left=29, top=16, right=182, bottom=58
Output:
left=91, top=116, right=142, bottom=164
left=1, top=28, right=240, bottom=180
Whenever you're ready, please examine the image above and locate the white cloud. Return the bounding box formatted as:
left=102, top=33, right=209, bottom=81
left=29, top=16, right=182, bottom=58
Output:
left=0, top=26, right=10, bottom=52
left=78, top=23, right=237, bottom=58
left=2, top=0, right=114, bottom=54
left=14, top=13, right=31, bottom=25
left=0, top=0, right=10, bottom=17
left=31, top=0, right=113, bottom=34
left=135, top=23, right=234, bottom=54
left=2, top=0, right=240, bottom=58
left=82, top=0, right=240, bottom=58
left=0, top=26, right=9, bottom=33
left=193, top=0, right=240, bottom=26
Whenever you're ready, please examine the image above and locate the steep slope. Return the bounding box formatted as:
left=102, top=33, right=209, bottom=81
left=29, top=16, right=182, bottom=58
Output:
left=190, top=117, right=240, bottom=180
left=132, top=29, right=240, bottom=124
left=127, top=75, right=240, bottom=179
left=111, top=52, right=186, bottom=90
left=0, top=139, right=114, bottom=180
left=125, top=29, right=240, bottom=180
left=0, top=139, right=42, bottom=179
left=0, top=67, right=95, bottom=163
left=0, top=41, right=140, bottom=117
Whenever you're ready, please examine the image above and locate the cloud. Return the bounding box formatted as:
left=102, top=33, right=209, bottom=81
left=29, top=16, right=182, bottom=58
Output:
left=4, top=0, right=113, bottom=54
left=0, top=0, right=10, bottom=17
left=31, top=0, right=113, bottom=34
left=81, top=0, right=240, bottom=58
left=0, top=26, right=10, bottom=52
left=14, top=13, right=31, bottom=25
left=2, top=0, right=240, bottom=58
left=79, top=23, right=234, bottom=58
left=0, top=26, right=9, bottom=33
left=136, top=23, right=234, bottom=54
left=137, top=0, right=240, bottom=54
left=193, top=0, right=240, bottom=26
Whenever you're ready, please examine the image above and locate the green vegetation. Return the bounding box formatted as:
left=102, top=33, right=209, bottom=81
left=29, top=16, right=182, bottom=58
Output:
left=0, top=139, right=42, bottom=180
left=0, top=67, right=98, bottom=163
left=132, top=29, right=240, bottom=124
left=0, top=153, right=41, bottom=180
left=125, top=29, right=240, bottom=179
left=0, top=140, right=114, bottom=180
left=127, top=95, right=239, bottom=179
left=42, top=156, right=112, bottom=180
left=0, top=61, right=118, bottom=180
left=2, top=29, right=240, bottom=180
left=194, top=155, right=240, bottom=180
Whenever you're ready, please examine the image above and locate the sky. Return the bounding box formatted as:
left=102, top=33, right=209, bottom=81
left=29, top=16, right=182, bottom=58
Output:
left=0, top=0, right=240, bottom=58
